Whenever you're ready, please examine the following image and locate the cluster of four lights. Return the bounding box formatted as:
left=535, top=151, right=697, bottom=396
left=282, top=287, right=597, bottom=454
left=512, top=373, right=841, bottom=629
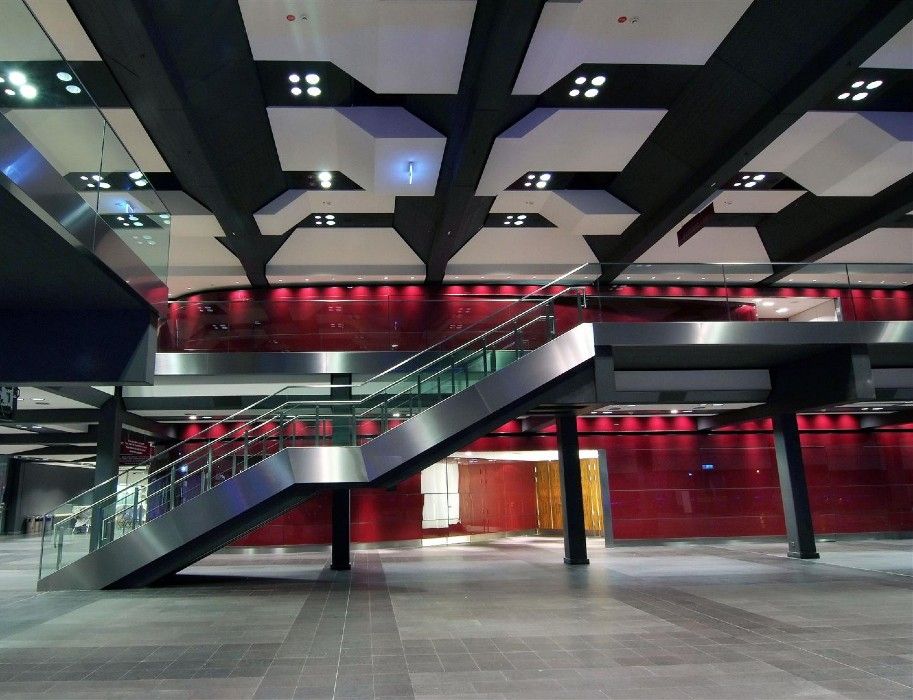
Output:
left=502, top=214, right=527, bottom=226
left=569, top=74, right=605, bottom=99
left=838, top=79, right=882, bottom=102
left=1, top=70, right=83, bottom=99
left=733, top=173, right=765, bottom=188
left=314, top=214, right=336, bottom=226
left=525, top=172, right=551, bottom=189
left=289, top=73, right=321, bottom=97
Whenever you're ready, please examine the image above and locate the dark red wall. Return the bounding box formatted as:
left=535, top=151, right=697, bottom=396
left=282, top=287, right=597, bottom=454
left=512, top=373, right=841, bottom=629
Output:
left=226, top=417, right=911, bottom=546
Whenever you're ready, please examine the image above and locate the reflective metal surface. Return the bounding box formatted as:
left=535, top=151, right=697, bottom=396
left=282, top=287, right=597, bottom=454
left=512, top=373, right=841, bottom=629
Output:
left=154, top=351, right=436, bottom=378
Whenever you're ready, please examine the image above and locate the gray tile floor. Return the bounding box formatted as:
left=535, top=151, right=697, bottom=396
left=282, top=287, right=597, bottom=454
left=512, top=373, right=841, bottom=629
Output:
left=0, top=535, right=910, bottom=699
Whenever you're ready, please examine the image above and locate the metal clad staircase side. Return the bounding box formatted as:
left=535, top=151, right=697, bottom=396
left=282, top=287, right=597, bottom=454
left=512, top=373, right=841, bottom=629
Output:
left=37, top=325, right=597, bottom=591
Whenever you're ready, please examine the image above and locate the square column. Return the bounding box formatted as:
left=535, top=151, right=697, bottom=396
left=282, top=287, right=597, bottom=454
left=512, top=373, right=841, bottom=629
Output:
left=772, top=413, right=819, bottom=559
left=330, top=374, right=352, bottom=571
left=556, top=414, right=589, bottom=565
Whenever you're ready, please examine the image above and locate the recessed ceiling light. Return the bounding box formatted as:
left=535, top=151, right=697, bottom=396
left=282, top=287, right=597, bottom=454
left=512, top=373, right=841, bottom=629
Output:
left=539, top=173, right=551, bottom=181
left=851, top=80, right=864, bottom=88
left=288, top=73, right=300, bottom=83
left=837, top=92, right=850, bottom=100
left=3, top=88, right=14, bottom=95
left=568, top=89, right=580, bottom=97
left=574, top=76, right=586, bottom=85
left=762, top=301, right=775, bottom=307
left=290, top=86, right=302, bottom=96
left=128, top=215, right=138, bottom=221
left=535, top=181, right=546, bottom=189
left=513, top=220, right=522, bottom=225
left=135, top=179, right=147, bottom=187
left=80, top=175, right=88, bottom=181
left=524, top=182, right=531, bottom=187
left=315, top=220, right=323, bottom=225
left=744, top=181, right=757, bottom=188
left=86, top=182, right=95, bottom=188
left=188, top=414, right=198, bottom=420
left=159, top=214, right=170, bottom=219
left=99, top=182, right=110, bottom=189
left=670, top=409, right=679, bottom=414
left=584, top=88, right=598, bottom=98
left=866, top=80, right=882, bottom=90
left=320, top=180, right=331, bottom=188
left=326, top=220, right=335, bottom=225
left=19, top=84, right=37, bottom=99
left=776, top=307, right=789, bottom=314
left=517, top=215, right=526, bottom=220
left=305, top=73, right=320, bottom=85
left=92, top=175, right=102, bottom=181
left=506, top=215, right=513, bottom=219
left=8, top=71, right=26, bottom=86
left=133, top=222, right=143, bottom=227
left=56, top=71, right=72, bottom=82
left=733, top=182, right=742, bottom=187
left=306, top=86, right=321, bottom=97
left=591, top=76, right=606, bottom=86
left=852, top=92, right=868, bottom=101
left=318, top=171, right=332, bottom=182
left=752, top=174, right=765, bottom=181
left=65, top=84, right=81, bottom=94
left=116, top=216, right=124, bottom=221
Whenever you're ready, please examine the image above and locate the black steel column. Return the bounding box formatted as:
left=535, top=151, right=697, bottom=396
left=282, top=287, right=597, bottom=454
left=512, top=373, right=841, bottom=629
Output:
left=597, top=449, right=614, bottom=548
left=330, top=374, right=352, bottom=571
left=556, top=414, right=589, bottom=565
left=772, top=413, right=819, bottom=559
left=90, top=387, right=125, bottom=550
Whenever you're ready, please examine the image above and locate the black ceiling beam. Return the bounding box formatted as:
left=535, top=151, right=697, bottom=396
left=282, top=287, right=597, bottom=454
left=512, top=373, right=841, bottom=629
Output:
left=757, top=172, right=913, bottom=284
left=587, top=1, right=913, bottom=279
left=0, top=431, right=97, bottom=446
left=69, top=0, right=287, bottom=286
left=395, top=0, right=545, bottom=282
left=5, top=408, right=173, bottom=438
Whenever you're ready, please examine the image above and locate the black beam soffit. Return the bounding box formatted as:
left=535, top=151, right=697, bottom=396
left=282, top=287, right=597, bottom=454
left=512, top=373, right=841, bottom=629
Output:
left=0, top=432, right=97, bottom=446
left=68, top=0, right=287, bottom=286
left=860, top=408, right=913, bottom=429
left=588, top=1, right=913, bottom=278
left=395, top=0, right=546, bottom=282
left=757, top=173, right=913, bottom=281
left=37, top=386, right=111, bottom=408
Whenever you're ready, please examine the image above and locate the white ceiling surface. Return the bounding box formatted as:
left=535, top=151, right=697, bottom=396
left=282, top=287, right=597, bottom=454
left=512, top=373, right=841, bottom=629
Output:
left=256, top=191, right=395, bottom=236
left=513, top=0, right=752, bottom=94
left=862, top=18, right=913, bottom=69
left=817, top=227, right=913, bottom=263
left=1, top=0, right=66, bottom=60
left=638, top=227, right=771, bottom=265
left=476, top=109, right=665, bottom=195
left=24, top=0, right=101, bottom=60
left=167, top=215, right=247, bottom=295
left=745, top=111, right=913, bottom=197
left=490, top=190, right=638, bottom=237
left=267, top=227, right=424, bottom=283
left=17, top=388, right=94, bottom=410
left=3, top=108, right=139, bottom=176
left=100, top=108, right=171, bottom=173
left=712, top=189, right=805, bottom=214
left=268, top=107, right=445, bottom=195
left=240, top=0, right=475, bottom=94
left=446, top=227, right=598, bottom=280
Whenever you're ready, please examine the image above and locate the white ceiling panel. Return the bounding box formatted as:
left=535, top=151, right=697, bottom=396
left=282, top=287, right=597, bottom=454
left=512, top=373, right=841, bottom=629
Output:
left=638, top=227, right=770, bottom=264
left=446, top=227, right=598, bottom=279
left=514, top=0, right=752, bottom=94
left=268, top=107, right=444, bottom=195
left=862, top=18, right=913, bottom=69
left=268, top=227, right=424, bottom=283
left=167, top=215, right=246, bottom=296
left=240, top=0, right=475, bottom=94
left=817, top=227, right=913, bottom=263
left=711, top=189, right=805, bottom=214
left=101, top=108, right=170, bottom=173
left=1, top=0, right=65, bottom=60
left=746, top=111, right=913, bottom=196
left=476, top=109, right=665, bottom=195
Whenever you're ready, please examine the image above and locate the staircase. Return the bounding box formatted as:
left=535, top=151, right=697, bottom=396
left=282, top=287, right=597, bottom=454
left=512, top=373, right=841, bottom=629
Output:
left=37, top=272, right=594, bottom=590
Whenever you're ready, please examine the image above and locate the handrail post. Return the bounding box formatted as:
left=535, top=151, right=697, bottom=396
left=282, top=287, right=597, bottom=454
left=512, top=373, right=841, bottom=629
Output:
left=55, top=525, right=63, bottom=570
left=169, top=465, right=176, bottom=511
left=243, top=430, right=249, bottom=470
left=576, top=291, right=585, bottom=324
left=514, top=325, right=522, bottom=360
left=205, top=447, right=212, bottom=492
left=547, top=301, right=556, bottom=339
left=131, top=488, right=139, bottom=531
left=481, top=343, right=488, bottom=374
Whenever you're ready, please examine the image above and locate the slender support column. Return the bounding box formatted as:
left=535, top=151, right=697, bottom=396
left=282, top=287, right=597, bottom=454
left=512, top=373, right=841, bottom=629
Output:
left=331, top=489, right=351, bottom=571
left=772, top=413, right=819, bottom=559
left=330, top=374, right=352, bottom=570
left=91, top=387, right=125, bottom=550
left=596, top=449, right=614, bottom=548
left=556, top=414, right=589, bottom=565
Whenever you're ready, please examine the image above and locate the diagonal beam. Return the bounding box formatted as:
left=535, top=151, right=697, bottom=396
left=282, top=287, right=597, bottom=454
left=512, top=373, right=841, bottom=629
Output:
left=396, top=0, right=545, bottom=282
left=757, top=173, right=913, bottom=284
left=587, top=1, right=913, bottom=278
left=69, top=0, right=286, bottom=286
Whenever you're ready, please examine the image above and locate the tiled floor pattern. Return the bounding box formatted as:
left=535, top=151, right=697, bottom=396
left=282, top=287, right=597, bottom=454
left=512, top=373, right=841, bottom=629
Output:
left=0, top=535, right=910, bottom=699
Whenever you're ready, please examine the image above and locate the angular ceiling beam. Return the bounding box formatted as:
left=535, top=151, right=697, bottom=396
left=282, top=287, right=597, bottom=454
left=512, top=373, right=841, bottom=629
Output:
left=757, top=173, right=913, bottom=284
left=395, top=0, right=545, bottom=282
left=587, top=1, right=913, bottom=279
left=69, top=0, right=287, bottom=286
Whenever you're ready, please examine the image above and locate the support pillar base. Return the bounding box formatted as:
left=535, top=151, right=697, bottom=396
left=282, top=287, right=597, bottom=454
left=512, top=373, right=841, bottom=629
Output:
left=787, top=551, right=820, bottom=560
left=564, top=557, right=590, bottom=566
